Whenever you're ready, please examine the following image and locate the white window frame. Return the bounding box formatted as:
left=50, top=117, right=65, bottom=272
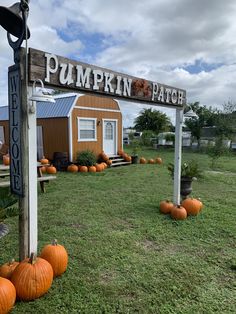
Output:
left=77, top=117, right=97, bottom=142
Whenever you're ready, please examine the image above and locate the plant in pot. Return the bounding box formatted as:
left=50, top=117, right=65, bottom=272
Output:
left=130, top=140, right=140, bottom=164
left=0, top=188, right=18, bottom=239
left=167, top=160, right=202, bottom=199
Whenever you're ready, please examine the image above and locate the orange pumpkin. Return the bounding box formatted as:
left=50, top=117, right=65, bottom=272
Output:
left=118, top=149, right=124, bottom=156
left=40, top=239, right=68, bottom=278
left=159, top=200, right=173, bottom=214
left=40, top=166, right=47, bottom=174
left=79, top=166, right=88, bottom=172
left=89, top=166, right=96, bottom=172
left=181, top=198, right=202, bottom=216
left=46, top=165, right=57, bottom=174
left=40, top=157, right=49, bottom=165
left=0, top=259, right=19, bottom=279
left=171, top=205, right=187, bottom=220
left=197, top=198, right=204, bottom=211
left=95, top=164, right=103, bottom=172
left=102, top=162, right=108, bottom=169
left=100, top=151, right=109, bottom=161
left=148, top=159, right=155, bottom=164
left=11, top=253, right=53, bottom=301
left=156, top=157, right=162, bottom=164
left=3, top=155, right=10, bottom=166
left=125, top=155, right=132, bottom=162
left=0, top=277, right=16, bottom=314
left=140, top=157, right=146, bottom=164
left=67, top=164, right=78, bottom=172
left=106, top=160, right=112, bottom=166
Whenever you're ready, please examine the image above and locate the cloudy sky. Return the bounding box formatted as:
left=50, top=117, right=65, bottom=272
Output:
left=1, top=0, right=236, bottom=126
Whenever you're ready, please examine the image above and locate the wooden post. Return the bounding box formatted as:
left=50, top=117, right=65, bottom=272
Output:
left=173, top=108, right=183, bottom=204
left=28, top=86, right=38, bottom=255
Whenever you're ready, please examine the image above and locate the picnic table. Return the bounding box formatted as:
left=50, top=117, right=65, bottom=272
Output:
left=0, top=163, right=56, bottom=193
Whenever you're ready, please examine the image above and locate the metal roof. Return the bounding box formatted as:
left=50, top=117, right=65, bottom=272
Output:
left=0, top=94, right=77, bottom=121
left=0, top=106, right=9, bottom=121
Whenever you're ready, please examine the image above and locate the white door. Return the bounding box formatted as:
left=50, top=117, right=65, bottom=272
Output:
left=103, top=120, right=117, bottom=155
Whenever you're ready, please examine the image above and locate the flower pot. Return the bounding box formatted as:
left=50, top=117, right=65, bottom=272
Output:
left=180, top=176, right=193, bottom=199
left=131, top=155, right=139, bottom=164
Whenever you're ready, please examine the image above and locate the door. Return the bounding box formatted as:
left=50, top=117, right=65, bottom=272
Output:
left=103, top=120, right=117, bottom=155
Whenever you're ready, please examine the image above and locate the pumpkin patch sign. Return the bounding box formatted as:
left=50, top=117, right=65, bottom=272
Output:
left=28, top=48, right=186, bottom=108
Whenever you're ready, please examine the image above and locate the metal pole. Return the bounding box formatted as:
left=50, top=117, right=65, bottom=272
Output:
left=173, top=108, right=183, bottom=204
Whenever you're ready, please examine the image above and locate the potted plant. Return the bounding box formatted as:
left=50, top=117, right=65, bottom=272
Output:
left=0, top=188, right=18, bottom=239
left=130, top=140, right=140, bottom=164
left=167, top=160, right=202, bottom=199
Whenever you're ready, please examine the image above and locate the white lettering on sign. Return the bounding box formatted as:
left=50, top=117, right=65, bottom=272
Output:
left=41, top=51, right=186, bottom=106
left=59, top=63, right=74, bottom=85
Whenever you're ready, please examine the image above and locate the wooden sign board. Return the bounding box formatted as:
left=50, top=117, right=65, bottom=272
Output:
left=28, top=48, right=186, bottom=108
left=8, top=64, right=23, bottom=196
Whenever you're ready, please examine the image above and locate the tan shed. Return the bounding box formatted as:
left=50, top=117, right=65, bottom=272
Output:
left=0, top=93, right=123, bottom=162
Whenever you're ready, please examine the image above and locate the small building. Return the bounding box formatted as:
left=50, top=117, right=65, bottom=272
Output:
left=0, top=93, right=123, bottom=161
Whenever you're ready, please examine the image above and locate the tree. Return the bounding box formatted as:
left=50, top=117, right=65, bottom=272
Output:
left=184, top=102, right=218, bottom=145
left=134, top=108, right=172, bottom=134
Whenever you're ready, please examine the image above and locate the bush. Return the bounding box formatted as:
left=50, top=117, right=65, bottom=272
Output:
left=76, top=150, right=96, bottom=166
left=207, top=137, right=229, bottom=169
left=141, top=130, right=156, bottom=146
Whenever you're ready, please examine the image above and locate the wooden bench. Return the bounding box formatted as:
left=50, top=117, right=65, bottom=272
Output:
left=0, top=172, right=10, bottom=178
left=0, top=175, right=56, bottom=193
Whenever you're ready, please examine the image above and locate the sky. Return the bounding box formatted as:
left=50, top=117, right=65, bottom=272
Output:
left=1, top=0, right=236, bottom=126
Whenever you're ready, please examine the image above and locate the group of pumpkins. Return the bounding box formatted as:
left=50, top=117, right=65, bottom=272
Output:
left=67, top=161, right=110, bottom=173
left=140, top=157, right=162, bottom=165
left=160, top=197, right=203, bottom=220
left=118, top=149, right=132, bottom=163
left=40, top=157, right=57, bottom=174
left=67, top=151, right=113, bottom=173
left=0, top=239, right=68, bottom=314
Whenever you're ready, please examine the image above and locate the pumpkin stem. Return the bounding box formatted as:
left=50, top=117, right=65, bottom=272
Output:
left=52, top=239, right=58, bottom=246
left=8, top=258, right=15, bottom=265
left=29, top=252, right=36, bottom=264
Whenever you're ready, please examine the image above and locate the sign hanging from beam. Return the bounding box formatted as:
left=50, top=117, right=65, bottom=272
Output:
left=28, top=48, right=186, bottom=108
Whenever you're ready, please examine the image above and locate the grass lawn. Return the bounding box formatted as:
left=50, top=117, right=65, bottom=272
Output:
left=1, top=148, right=236, bottom=313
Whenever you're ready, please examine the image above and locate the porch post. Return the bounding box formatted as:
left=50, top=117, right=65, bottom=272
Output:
left=173, top=108, right=183, bottom=204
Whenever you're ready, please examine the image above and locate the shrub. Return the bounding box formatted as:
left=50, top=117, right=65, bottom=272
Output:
left=207, top=137, right=229, bottom=169
left=76, top=150, right=96, bottom=167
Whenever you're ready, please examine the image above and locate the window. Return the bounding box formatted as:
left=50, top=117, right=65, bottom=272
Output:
left=78, top=118, right=97, bottom=141
left=105, top=122, right=113, bottom=140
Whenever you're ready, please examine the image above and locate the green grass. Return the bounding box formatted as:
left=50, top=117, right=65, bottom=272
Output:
left=1, top=148, right=236, bottom=313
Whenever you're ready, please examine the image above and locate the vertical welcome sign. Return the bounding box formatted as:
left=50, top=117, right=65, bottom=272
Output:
left=8, top=64, right=23, bottom=196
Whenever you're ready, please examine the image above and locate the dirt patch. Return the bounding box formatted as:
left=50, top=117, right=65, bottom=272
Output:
left=99, top=271, right=117, bottom=285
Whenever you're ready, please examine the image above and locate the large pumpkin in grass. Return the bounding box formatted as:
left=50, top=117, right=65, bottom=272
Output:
left=95, top=164, right=103, bottom=172
left=11, top=253, right=53, bottom=301
left=156, top=157, right=162, bottom=165
left=148, top=159, right=155, bottom=164
left=67, top=164, right=78, bottom=172
left=181, top=198, right=202, bottom=216
left=79, top=166, right=88, bottom=172
left=171, top=205, right=187, bottom=220
left=0, top=277, right=16, bottom=314
left=140, top=157, right=146, bottom=164
left=159, top=200, right=173, bottom=214
left=40, top=239, right=68, bottom=277
left=0, top=259, right=19, bottom=279
left=89, top=166, right=96, bottom=172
